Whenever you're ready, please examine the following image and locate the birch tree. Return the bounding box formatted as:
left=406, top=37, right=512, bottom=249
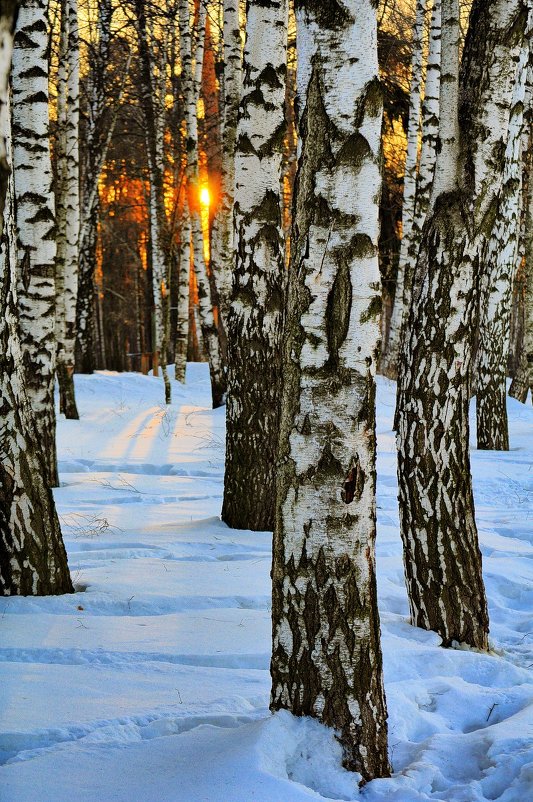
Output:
left=179, top=0, right=226, bottom=408
left=75, top=0, right=113, bottom=373
left=209, top=0, right=241, bottom=331
left=510, top=133, right=533, bottom=404
left=270, top=0, right=389, bottom=780
left=12, top=0, right=59, bottom=487
left=55, top=0, right=80, bottom=420
left=396, top=0, right=527, bottom=649
left=476, top=29, right=531, bottom=449
left=0, top=1, right=17, bottom=231
left=381, top=0, right=427, bottom=378
left=221, top=0, right=287, bottom=532
left=1, top=32, right=73, bottom=596
left=175, top=208, right=191, bottom=383
left=134, top=0, right=172, bottom=404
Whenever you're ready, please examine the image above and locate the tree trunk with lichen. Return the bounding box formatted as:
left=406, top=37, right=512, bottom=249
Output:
left=270, top=0, right=389, bottom=782
left=12, top=0, right=59, bottom=487
left=222, top=0, right=287, bottom=532
left=397, top=0, right=526, bottom=649
left=1, top=44, right=73, bottom=596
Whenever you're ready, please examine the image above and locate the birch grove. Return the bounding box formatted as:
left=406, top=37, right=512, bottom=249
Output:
left=397, top=0, right=527, bottom=649
left=270, top=0, right=389, bottom=780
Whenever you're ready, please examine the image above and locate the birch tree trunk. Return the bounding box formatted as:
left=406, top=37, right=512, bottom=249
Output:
left=12, top=0, right=59, bottom=487
left=209, top=0, right=241, bottom=331
left=135, top=0, right=172, bottom=403
left=270, top=0, right=389, bottom=781
left=380, top=0, right=427, bottom=378
left=397, top=0, right=526, bottom=649
left=179, top=0, right=226, bottom=408
left=476, top=30, right=531, bottom=450
left=75, top=0, right=112, bottom=374
left=0, top=2, right=17, bottom=233
left=55, top=0, right=80, bottom=420
left=1, top=64, right=73, bottom=596
left=510, top=128, right=533, bottom=403
left=175, top=208, right=191, bottom=384
left=407, top=0, right=441, bottom=284
left=221, top=0, right=287, bottom=532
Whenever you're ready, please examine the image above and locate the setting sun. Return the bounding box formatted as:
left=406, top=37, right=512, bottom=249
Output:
left=200, top=186, right=210, bottom=207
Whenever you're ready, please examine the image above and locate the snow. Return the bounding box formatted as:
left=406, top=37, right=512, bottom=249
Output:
left=1, top=363, right=533, bottom=801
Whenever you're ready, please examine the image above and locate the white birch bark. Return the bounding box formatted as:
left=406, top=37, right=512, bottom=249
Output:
left=56, top=0, right=80, bottom=420
left=137, top=9, right=171, bottom=404
left=12, top=0, right=59, bottom=487
left=1, top=68, right=73, bottom=596
left=476, top=25, right=532, bottom=450
left=0, top=2, right=17, bottom=235
left=396, top=0, right=526, bottom=649
left=209, top=0, right=241, bottom=331
left=221, top=0, right=287, bottom=531
left=270, top=0, right=389, bottom=781
left=179, top=0, right=226, bottom=408
left=76, top=0, right=112, bottom=373
left=380, top=0, right=428, bottom=378
left=175, top=208, right=191, bottom=384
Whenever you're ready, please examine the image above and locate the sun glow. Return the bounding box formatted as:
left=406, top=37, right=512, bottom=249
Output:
left=200, top=186, right=210, bottom=207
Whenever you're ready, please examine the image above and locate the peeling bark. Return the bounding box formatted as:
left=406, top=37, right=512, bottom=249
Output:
left=270, top=0, right=390, bottom=781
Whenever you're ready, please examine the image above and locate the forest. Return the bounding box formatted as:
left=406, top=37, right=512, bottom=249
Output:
left=1, top=0, right=533, bottom=800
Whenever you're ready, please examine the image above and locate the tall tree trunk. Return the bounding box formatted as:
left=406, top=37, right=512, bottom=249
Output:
left=75, top=0, right=112, bottom=374
left=397, top=0, right=526, bottom=649
left=510, top=124, right=533, bottom=403
left=0, top=1, right=18, bottom=233
left=1, top=62, right=73, bottom=596
left=179, top=0, right=226, bottom=408
left=476, top=26, right=531, bottom=450
left=380, top=0, right=428, bottom=378
left=135, top=0, right=172, bottom=404
left=175, top=208, right=191, bottom=384
left=222, top=0, right=287, bottom=532
left=12, top=0, right=59, bottom=487
left=270, top=0, right=389, bottom=781
left=209, top=0, right=241, bottom=331
left=55, top=0, right=80, bottom=420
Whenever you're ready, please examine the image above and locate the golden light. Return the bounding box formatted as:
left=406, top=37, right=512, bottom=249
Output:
left=200, top=186, right=210, bottom=208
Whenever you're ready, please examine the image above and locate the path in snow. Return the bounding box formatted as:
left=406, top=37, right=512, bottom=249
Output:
left=0, top=364, right=533, bottom=801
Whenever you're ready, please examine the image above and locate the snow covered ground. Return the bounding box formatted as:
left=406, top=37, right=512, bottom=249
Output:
left=1, top=364, right=533, bottom=802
